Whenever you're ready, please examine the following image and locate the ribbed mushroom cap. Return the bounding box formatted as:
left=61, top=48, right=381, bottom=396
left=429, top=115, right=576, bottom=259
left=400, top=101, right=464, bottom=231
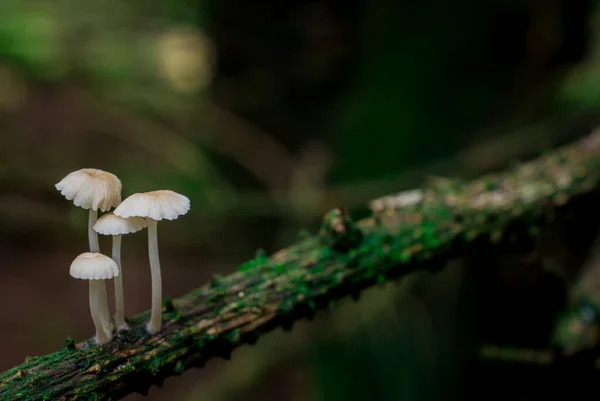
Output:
left=70, top=252, right=119, bottom=280
left=93, top=213, right=148, bottom=236
left=55, top=168, right=122, bottom=212
left=114, top=190, right=190, bottom=221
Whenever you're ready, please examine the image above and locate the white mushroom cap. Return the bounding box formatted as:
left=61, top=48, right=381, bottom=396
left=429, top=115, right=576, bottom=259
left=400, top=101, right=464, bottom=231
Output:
left=114, top=190, right=190, bottom=221
left=70, top=252, right=120, bottom=280
left=56, top=168, right=122, bottom=212
left=93, top=213, right=148, bottom=236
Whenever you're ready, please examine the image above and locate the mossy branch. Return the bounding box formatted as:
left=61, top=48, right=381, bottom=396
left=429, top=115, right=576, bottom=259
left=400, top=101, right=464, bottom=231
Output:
left=3, top=130, right=600, bottom=400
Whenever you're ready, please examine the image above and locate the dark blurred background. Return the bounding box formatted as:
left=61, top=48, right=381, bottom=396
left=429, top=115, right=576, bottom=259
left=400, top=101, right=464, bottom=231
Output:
left=2, top=0, right=600, bottom=399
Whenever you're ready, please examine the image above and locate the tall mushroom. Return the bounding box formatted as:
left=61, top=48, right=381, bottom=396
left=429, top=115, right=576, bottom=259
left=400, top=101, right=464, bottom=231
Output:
left=55, top=168, right=122, bottom=253
left=94, top=213, right=148, bottom=330
left=56, top=168, right=122, bottom=333
left=70, top=252, right=119, bottom=345
left=114, top=190, right=190, bottom=333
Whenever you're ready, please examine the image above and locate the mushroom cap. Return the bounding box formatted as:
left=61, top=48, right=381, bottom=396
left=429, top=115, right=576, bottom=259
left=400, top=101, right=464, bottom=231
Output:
left=55, top=168, right=122, bottom=212
left=114, top=190, right=190, bottom=221
left=70, top=252, right=119, bottom=280
left=93, top=212, right=148, bottom=236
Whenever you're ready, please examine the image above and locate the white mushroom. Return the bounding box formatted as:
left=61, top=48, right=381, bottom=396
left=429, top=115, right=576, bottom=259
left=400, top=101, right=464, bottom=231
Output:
left=93, top=213, right=148, bottom=331
left=114, top=190, right=190, bottom=333
left=56, top=168, right=122, bottom=334
left=55, top=168, right=122, bottom=253
left=70, top=252, right=119, bottom=345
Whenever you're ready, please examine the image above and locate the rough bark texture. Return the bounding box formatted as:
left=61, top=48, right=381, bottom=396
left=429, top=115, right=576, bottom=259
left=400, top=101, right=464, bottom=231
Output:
left=3, top=130, right=600, bottom=400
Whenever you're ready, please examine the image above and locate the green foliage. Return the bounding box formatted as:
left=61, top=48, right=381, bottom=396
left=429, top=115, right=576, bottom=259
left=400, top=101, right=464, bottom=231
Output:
left=0, top=8, right=62, bottom=79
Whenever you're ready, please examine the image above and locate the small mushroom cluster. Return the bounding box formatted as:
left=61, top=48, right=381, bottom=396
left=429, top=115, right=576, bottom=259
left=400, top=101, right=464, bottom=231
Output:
left=56, top=168, right=190, bottom=345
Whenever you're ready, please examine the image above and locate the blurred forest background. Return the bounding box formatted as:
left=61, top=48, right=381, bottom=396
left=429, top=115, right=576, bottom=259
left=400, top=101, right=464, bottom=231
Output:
left=2, top=0, right=600, bottom=400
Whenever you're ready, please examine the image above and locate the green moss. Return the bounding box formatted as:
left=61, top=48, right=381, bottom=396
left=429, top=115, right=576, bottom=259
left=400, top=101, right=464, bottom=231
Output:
left=237, top=249, right=269, bottom=272
left=122, top=364, right=136, bottom=374
left=209, top=274, right=224, bottom=288
left=224, top=329, right=241, bottom=343
left=279, top=299, right=296, bottom=314
left=172, top=311, right=184, bottom=323
left=163, top=298, right=176, bottom=313
left=273, top=263, right=286, bottom=274
left=207, top=288, right=227, bottom=305
left=237, top=260, right=254, bottom=272
left=319, top=207, right=364, bottom=252
left=64, top=336, right=76, bottom=351
left=174, top=361, right=185, bottom=374
left=149, top=358, right=162, bottom=375
left=254, top=248, right=267, bottom=261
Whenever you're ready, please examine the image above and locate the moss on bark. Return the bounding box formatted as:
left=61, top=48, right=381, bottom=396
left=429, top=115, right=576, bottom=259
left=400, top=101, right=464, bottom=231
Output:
left=2, top=130, right=600, bottom=400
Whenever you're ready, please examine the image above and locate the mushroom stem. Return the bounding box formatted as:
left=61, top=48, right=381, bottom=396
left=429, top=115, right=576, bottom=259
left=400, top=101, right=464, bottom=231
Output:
left=89, top=280, right=112, bottom=345
left=98, top=281, right=113, bottom=338
left=112, top=235, right=128, bottom=330
left=88, top=209, right=100, bottom=253
left=88, top=209, right=112, bottom=332
left=146, top=219, right=162, bottom=333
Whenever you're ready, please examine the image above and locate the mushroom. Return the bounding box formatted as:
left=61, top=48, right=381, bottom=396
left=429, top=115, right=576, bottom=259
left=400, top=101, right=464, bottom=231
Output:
left=70, top=252, right=119, bottom=345
left=55, top=168, right=122, bottom=253
left=93, top=213, right=148, bottom=330
left=114, top=190, right=190, bottom=333
left=56, top=168, right=122, bottom=333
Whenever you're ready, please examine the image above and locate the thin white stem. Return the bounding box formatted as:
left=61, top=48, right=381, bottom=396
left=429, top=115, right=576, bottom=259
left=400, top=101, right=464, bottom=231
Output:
left=88, top=209, right=112, bottom=332
left=88, top=209, right=100, bottom=253
left=97, top=280, right=113, bottom=339
left=89, top=281, right=112, bottom=345
left=147, top=219, right=162, bottom=333
left=112, top=235, right=128, bottom=330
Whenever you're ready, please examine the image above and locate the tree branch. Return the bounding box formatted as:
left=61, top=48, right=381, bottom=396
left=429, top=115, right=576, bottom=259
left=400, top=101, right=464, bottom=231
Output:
left=3, top=130, right=600, bottom=400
